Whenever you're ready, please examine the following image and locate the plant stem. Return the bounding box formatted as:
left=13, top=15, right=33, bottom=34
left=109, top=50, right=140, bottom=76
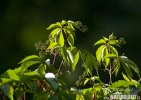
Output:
left=109, top=61, right=112, bottom=85
left=52, top=53, right=57, bottom=65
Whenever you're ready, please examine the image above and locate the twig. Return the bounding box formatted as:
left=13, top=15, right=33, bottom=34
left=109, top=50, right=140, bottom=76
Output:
left=52, top=53, right=57, bottom=65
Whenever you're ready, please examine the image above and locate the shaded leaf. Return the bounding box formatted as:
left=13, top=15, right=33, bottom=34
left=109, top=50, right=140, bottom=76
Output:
left=80, top=50, right=97, bottom=75
left=128, top=59, right=140, bottom=77
left=119, top=56, right=133, bottom=78
left=1, top=84, right=14, bottom=100
left=47, top=78, right=58, bottom=91
left=20, top=71, right=40, bottom=82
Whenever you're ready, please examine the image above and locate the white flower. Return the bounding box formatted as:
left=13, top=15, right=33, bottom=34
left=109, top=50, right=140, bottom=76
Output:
left=45, top=59, right=50, bottom=66
left=45, top=73, right=55, bottom=79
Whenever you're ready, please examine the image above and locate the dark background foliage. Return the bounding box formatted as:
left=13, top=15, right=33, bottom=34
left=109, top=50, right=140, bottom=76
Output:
left=0, top=0, right=141, bottom=76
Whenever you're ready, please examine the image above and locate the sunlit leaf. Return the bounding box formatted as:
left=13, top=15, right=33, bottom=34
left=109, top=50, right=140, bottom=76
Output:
left=60, top=47, right=68, bottom=63
left=66, top=49, right=74, bottom=63
left=122, top=73, right=130, bottom=81
left=94, top=39, right=106, bottom=46
left=61, top=20, right=67, bottom=26
left=49, top=28, right=61, bottom=41
left=47, top=22, right=62, bottom=30
left=102, top=47, right=110, bottom=67
left=109, top=80, right=135, bottom=89
left=67, top=34, right=74, bottom=46
left=113, top=59, right=120, bottom=76
left=110, top=46, right=118, bottom=57
left=6, top=69, right=20, bottom=81
left=71, top=48, right=80, bottom=70
left=48, top=42, right=59, bottom=49
left=84, top=78, right=90, bottom=85
left=57, top=30, right=64, bottom=47
left=0, top=78, right=12, bottom=86
left=76, top=94, right=85, bottom=100
left=103, top=54, right=117, bottom=59
left=19, top=55, right=41, bottom=64
left=96, top=45, right=105, bottom=63
left=38, top=64, right=46, bottom=76
left=21, top=61, right=41, bottom=72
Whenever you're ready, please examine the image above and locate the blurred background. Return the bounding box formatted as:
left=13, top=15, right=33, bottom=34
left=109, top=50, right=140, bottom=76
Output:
left=0, top=0, right=141, bottom=75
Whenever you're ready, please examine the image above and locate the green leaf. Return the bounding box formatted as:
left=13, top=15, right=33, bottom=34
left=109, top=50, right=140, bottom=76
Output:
left=1, top=84, right=14, bottom=100
left=47, top=78, right=58, bottom=91
left=103, top=54, right=117, bottom=59
left=6, top=69, right=20, bottom=81
left=72, top=51, right=79, bottom=71
left=66, top=49, right=74, bottom=63
left=38, top=64, right=46, bottom=76
left=0, top=78, right=12, bottom=86
left=110, top=46, right=118, bottom=57
left=120, top=56, right=140, bottom=78
left=48, top=42, right=59, bottom=49
left=94, top=39, right=106, bottom=46
left=80, top=50, right=97, bottom=75
left=102, top=47, right=110, bottom=67
left=26, top=81, right=39, bottom=93
left=67, top=34, right=74, bottom=46
left=113, top=59, right=120, bottom=76
left=96, top=45, right=105, bottom=63
left=128, top=59, right=140, bottom=77
left=49, top=28, right=61, bottom=42
left=60, top=47, right=68, bottom=63
left=109, top=80, right=134, bottom=89
left=47, top=22, right=62, bottom=30
left=120, top=56, right=133, bottom=78
left=84, top=78, right=90, bottom=85
left=15, top=86, right=24, bottom=100
left=108, top=40, right=119, bottom=46
left=21, top=61, right=41, bottom=72
left=19, top=55, right=41, bottom=64
left=122, top=73, right=130, bottom=81
left=76, top=94, right=85, bottom=100
left=61, top=20, right=67, bottom=26
left=20, top=71, right=40, bottom=82
left=57, top=30, right=64, bottom=47
left=32, top=92, right=49, bottom=100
